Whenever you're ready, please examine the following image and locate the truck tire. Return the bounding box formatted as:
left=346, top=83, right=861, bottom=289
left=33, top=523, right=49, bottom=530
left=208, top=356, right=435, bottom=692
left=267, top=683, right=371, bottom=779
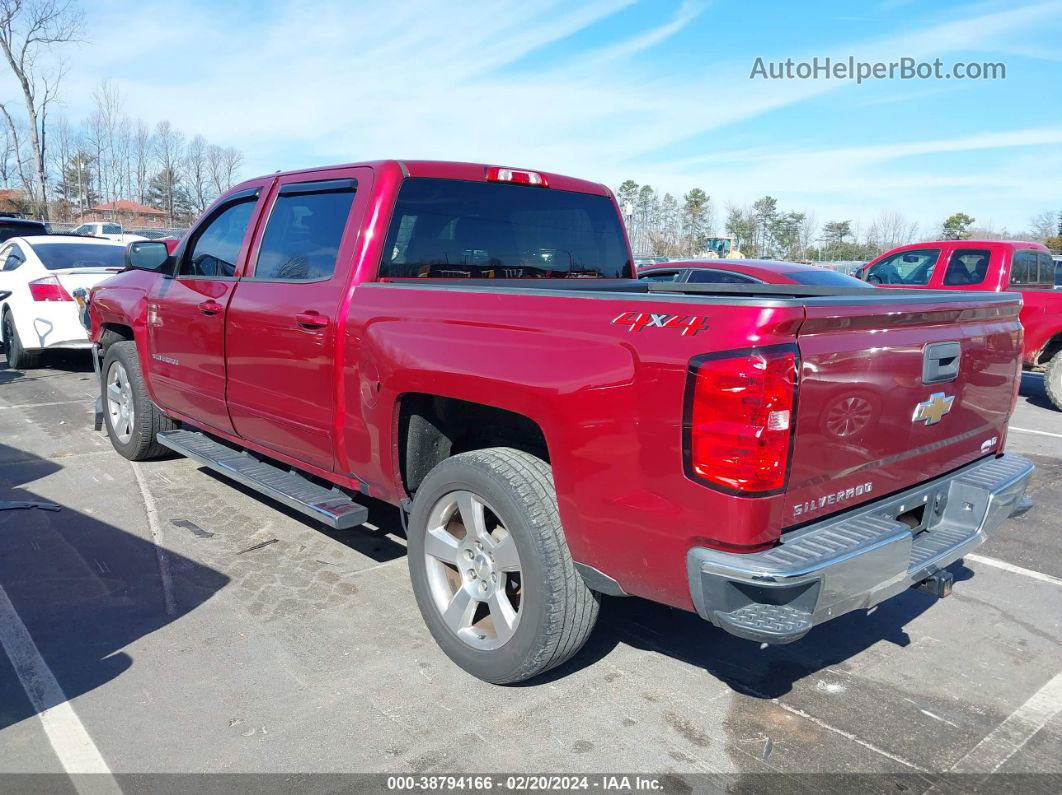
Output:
left=2, top=310, right=42, bottom=370
left=101, top=340, right=176, bottom=460
left=1045, top=356, right=1062, bottom=411
left=407, top=447, right=600, bottom=684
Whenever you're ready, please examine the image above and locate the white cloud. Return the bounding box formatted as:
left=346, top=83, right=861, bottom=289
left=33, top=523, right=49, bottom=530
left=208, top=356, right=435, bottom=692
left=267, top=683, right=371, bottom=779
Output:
left=17, top=0, right=1062, bottom=230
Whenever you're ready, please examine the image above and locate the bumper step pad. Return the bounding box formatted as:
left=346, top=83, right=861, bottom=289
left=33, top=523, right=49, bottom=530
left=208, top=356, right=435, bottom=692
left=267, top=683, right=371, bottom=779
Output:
left=156, top=429, right=368, bottom=529
left=716, top=603, right=814, bottom=642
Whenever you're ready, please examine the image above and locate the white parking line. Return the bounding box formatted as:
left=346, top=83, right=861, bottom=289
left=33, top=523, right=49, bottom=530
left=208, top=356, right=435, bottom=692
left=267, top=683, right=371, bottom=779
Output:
left=0, top=399, right=89, bottom=411
left=131, top=462, right=176, bottom=617
left=0, top=584, right=120, bottom=791
left=949, top=671, right=1062, bottom=773
left=1009, top=426, right=1062, bottom=440
left=966, top=554, right=1062, bottom=587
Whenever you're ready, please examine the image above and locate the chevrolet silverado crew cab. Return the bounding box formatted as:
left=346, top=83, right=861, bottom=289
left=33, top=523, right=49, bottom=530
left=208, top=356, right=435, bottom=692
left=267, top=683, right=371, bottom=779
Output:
left=859, top=240, right=1062, bottom=410
left=86, top=161, right=1034, bottom=683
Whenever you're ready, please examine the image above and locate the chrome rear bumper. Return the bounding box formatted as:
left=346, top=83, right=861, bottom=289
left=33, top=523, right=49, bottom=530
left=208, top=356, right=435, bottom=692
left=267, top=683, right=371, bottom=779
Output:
left=687, top=454, right=1034, bottom=644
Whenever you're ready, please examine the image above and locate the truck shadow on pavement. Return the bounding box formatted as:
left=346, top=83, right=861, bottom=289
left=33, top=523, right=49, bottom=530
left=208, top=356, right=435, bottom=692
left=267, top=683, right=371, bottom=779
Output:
left=0, top=441, right=229, bottom=732
left=0, top=352, right=95, bottom=385
left=538, top=563, right=971, bottom=698
left=1018, top=371, right=1052, bottom=410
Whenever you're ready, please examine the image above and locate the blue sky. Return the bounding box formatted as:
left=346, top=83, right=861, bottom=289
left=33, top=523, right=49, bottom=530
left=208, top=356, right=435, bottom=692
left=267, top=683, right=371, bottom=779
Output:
left=41, top=0, right=1062, bottom=233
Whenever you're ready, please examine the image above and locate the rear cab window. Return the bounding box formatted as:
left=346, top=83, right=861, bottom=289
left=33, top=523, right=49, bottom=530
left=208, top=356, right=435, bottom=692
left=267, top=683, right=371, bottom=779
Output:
left=1009, top=249, right=1054, bottom=289
left=379, top=178, right=632, bottom=279
left=865, top=248, right=940, bottom=285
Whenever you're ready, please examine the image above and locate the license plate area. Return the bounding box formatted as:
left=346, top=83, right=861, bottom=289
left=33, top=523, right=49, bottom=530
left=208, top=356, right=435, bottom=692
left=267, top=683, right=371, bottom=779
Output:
left=887, top=485, right=949, bottom=536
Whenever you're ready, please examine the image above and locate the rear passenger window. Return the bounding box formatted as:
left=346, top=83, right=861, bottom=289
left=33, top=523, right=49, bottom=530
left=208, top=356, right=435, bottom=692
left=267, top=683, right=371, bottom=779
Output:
left=254, top=181, right=356, bottom=281
left=103, top=223, right=122, bottom=235
left=687, top=269, right=757, bottom=284
left=1, top=244, right=23, bottom=271
left=864, top=249, right=940, bottom=285
left=1009, top=251, right=1052, bottom=288
left=942, top=249, right=991, bottom=286
left=1039, top=253, right=1056, bottom=287
left=639, top=270, right=682, bottom=282
left=181, top=199, right=257, bottom=278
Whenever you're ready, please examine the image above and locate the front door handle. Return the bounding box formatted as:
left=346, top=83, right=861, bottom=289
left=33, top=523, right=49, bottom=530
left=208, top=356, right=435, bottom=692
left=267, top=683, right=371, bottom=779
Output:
left=296, top=311, right=329, bottom=330
left=198, top=300, right=223, bottom=316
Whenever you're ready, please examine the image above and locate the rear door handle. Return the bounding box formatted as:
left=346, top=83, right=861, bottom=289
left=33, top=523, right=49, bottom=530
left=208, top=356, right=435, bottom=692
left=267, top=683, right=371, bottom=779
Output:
left=296, top=311, right=329, bottom=330
left=198, top=300, right=223, bottom=316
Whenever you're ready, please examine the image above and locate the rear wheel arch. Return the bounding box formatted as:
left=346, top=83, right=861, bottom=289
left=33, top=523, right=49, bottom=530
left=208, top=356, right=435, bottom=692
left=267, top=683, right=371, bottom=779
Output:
left=1036, top=331, right=1062, bottom=366
left=396, top=393, right=551, bottom=496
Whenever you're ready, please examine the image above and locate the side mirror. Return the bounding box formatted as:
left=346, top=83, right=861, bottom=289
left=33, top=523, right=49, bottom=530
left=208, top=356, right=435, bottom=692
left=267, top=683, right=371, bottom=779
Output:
left=126, top=240, right=172, bottom=272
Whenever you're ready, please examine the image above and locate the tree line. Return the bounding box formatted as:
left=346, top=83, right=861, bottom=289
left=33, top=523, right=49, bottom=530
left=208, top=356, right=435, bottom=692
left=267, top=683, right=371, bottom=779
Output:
left=0, top=0, right=243, bottom=225
left=617, top=179, right=1062, bottom=260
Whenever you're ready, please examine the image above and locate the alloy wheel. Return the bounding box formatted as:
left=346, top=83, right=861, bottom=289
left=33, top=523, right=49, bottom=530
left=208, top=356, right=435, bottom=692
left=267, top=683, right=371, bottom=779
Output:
left=106, top=361, right=135, bottom=444
left=422, top=489, right=523, bottom=650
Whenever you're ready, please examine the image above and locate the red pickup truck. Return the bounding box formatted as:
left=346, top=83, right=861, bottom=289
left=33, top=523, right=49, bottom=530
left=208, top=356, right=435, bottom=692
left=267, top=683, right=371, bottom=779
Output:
left=859, top=240, right=1062, bottom=409
left=86, top=160, right=1033, bottom=683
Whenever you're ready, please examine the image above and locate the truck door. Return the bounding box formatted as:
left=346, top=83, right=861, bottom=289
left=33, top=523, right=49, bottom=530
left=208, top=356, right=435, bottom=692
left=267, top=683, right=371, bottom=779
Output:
left=224, top=167, right=372, bottom=471
left=147, top=185, right=269, bottom=433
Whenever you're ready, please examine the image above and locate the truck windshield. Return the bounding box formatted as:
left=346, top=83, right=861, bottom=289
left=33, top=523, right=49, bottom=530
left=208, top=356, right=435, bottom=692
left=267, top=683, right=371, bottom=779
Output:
left=379, top=178, right=632, bottom=279
left=31, top=242, right=125, bottom=270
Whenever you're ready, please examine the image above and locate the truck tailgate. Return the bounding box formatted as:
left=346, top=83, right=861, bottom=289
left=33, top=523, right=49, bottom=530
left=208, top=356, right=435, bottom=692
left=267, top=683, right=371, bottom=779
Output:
left=786, top=294, right=1022, bottom=524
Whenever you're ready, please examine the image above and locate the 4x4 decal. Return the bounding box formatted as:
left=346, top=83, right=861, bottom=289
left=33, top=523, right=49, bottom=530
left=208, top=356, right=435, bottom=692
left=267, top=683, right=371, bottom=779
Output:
left=612, top=311, right=710, bottom=337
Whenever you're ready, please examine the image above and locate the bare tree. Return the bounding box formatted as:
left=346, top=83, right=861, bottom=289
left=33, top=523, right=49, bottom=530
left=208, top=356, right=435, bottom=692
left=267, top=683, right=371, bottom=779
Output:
left=1029, top=210, right=1056, bottom=242
left=184, top=133, right=209, bottom=215
left=91, top=80, right=123, bottom=205
left=132, top=118, right=151, bottom=204
left=151, top=119, right=184, bottom=224
left=207, top=143, right=242, bottom=196
left=0, top=121, right=16, bottom=186
left=0, top=0, right=83, bottom=218
left=865, top=211, right=919, bottom=255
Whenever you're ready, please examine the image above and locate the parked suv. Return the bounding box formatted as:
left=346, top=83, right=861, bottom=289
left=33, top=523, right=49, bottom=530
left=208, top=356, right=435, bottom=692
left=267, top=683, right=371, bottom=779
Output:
left=86, top=161, right=1033, bottom=682
left=859, top=240, right=1062, bottom=410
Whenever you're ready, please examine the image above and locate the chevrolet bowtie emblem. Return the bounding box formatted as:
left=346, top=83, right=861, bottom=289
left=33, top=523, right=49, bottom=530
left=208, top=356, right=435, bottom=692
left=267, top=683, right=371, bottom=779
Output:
left=913, top=392, right=954, bottom=425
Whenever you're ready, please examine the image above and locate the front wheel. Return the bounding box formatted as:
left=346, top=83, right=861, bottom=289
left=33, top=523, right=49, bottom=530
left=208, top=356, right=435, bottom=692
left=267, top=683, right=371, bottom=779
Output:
left=101, top=340, right=176, bottom=460
left=407, top=448, right=600, bottom=684
left=1045, top=356, right=1062, bottom=411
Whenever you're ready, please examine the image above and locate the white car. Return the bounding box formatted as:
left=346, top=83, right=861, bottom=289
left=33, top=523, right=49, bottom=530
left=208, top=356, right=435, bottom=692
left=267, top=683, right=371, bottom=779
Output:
left=0, top=236, right=127, bottom=369
left=70, top=222, right=147, bottom=242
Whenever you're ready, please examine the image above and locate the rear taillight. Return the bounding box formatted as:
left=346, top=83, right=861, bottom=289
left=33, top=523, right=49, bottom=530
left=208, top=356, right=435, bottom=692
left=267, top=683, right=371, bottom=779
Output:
left=685, top=346, right=798, bottom=495
left=28, top=276, right=73, bottom=302
left=486, top=166, right=549, bottom=187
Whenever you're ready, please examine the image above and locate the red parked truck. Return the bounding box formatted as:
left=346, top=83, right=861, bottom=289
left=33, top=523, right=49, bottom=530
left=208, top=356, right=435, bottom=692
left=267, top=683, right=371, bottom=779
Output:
left=86, top=161, right=1033, bottom=683
left=859, top=240, right=1062, bottom=410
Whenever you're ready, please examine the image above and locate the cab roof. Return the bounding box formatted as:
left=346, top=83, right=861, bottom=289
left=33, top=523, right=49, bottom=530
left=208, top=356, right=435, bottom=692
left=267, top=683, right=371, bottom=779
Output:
left=239, top=159, right=612, bottom=197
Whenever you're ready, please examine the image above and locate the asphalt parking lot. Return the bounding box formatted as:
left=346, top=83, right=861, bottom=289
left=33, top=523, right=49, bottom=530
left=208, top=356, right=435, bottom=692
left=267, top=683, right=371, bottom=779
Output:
left=0, top=353, right=1059, bottom=792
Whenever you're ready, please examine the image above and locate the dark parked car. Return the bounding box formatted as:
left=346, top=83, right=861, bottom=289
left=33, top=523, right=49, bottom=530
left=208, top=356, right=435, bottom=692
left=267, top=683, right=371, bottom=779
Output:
left=638, top=258, right=873, bottom=287
left=0, top=218, right=47, bottom=243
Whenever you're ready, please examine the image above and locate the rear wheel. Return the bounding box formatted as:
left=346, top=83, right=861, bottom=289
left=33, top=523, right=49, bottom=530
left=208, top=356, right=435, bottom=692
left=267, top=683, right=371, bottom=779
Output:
left=101, top=340, right=175, bottom=460
left=407, top=448, right=599, bottom=684
left=2, top=310, right=42, bottom=370
left=1045, top=356, right=1062, bottom=411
